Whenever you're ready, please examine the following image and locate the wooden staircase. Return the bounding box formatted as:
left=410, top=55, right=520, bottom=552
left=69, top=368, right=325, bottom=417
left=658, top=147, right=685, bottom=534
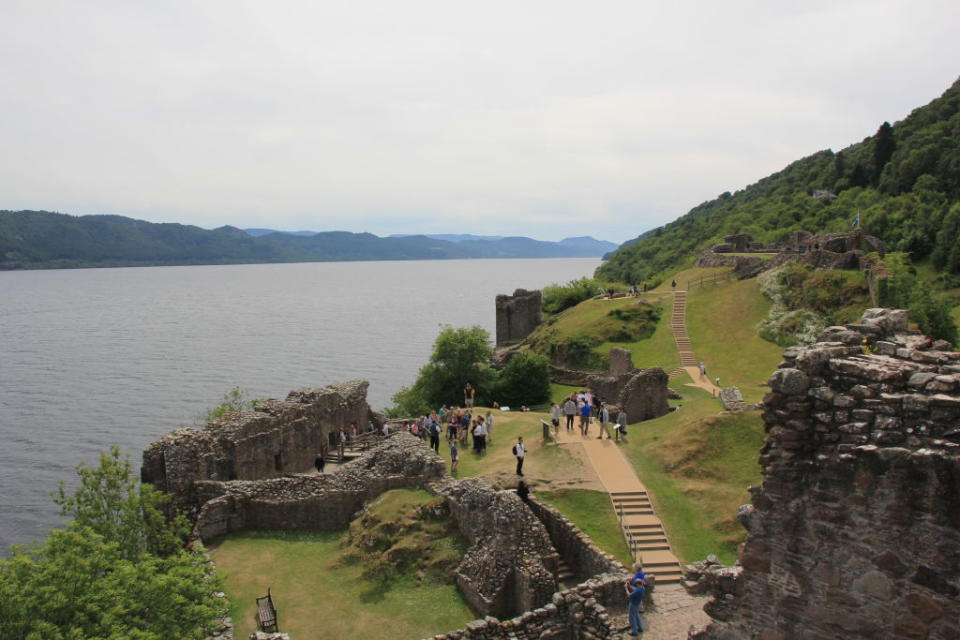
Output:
left=612, top=491, right=684, bottom=585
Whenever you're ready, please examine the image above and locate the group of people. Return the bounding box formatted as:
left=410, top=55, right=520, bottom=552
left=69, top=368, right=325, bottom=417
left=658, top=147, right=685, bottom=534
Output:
left=548, top=390, right=628, bottom=441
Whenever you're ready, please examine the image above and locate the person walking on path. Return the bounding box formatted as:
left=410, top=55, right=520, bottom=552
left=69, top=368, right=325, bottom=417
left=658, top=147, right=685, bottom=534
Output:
left=563, top=397, right=577, bottom=432
left=550, top=402, right=561, bottom=436
left=699, top=361, right=707, bottom=380
left=513, top=437, right=526, bottom=476
left=314, top=453, right=325, bottom=474
left=485, top=410, right=494, bottom=445
left=597, top=403, right=612, bottom=439
left=616, top=407, right=628, bottom=442
left=625, top=577, right=646, bottom=636
left=430, top=419, right=441, bottom=453
left=449, top=441, right=459, bottom=473
left=579, top=401, right=592, bottom=436
left=671, top=279, right=677, bottom=290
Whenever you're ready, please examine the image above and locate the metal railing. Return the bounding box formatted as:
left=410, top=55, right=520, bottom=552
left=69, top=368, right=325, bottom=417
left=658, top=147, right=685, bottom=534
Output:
left=617, top=502, right=640, bottom=564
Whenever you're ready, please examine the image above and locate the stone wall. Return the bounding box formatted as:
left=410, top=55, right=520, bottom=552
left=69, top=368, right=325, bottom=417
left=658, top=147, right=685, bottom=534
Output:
left=495, top=289, right=542, bottom=346
left=437, top=477, right=560, bottom=619
left=525, top=497, right=626, bottom=582
left=192, top=432, right=445, bottom=540
left=141, top=381, right=374, bottom=513
left=426, top=574, right=627, bottom=640
left=693, top=309, right=960, bottom=640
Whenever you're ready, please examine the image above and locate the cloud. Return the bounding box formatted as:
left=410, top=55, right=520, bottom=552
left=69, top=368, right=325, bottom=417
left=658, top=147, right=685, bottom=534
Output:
left=1, top=0, right=958, bottom=242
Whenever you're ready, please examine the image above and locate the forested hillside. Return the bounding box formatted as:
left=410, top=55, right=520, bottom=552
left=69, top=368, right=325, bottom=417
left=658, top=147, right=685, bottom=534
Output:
left=0, top=211, right=611, bottom=269
left=599, top=77, right=960, bottom=285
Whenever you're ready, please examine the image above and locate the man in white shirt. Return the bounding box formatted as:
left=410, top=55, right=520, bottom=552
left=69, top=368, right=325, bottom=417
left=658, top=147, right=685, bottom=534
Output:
left=513, top=436, right=525, bottom=476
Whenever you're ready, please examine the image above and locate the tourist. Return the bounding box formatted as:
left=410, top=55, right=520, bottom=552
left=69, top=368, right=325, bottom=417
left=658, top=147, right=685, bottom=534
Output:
left=450, top=441, right=459, bottom=473
left=699, top=362, right=706, bottom=380
left=550, top=402, right=561, bottom=435
left=381, top=421, right=389, bottom=436
left=625, top=578, right=645, bottom=636
left=464, top=382, right=475, bottom=408
left=430, top=420, right=441, bottom=453
left=513, top=436, right=525, bottom=476
left=349, top=422, right=358, bottom=440
left=616, top=408, right=628, bottom=441
left=631, top=562, right=647, bottom=587
left=563, top=396, right=576, bottom=432
left=473, top=418, right=486, bottom=454
left=597, top=403, right=611, bottom=439
left=484, top=410, right=494, bottom=444
left=314, top=453, right=325, bottom=474
left=579, top=400, right=591, bottom=436
left=671, top=279, right=676, bottom=290
left=338, top=428, right=347, bottom=458
left=516, top=480, right=530, bottom=503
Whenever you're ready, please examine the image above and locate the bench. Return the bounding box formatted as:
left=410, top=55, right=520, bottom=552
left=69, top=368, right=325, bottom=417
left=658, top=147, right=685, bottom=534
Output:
left=256, top=588, right=278, bottom=632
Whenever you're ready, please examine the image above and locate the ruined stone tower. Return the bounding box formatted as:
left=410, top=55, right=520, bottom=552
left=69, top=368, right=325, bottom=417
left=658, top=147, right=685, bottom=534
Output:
left=495, top=289, right=542, bottom=346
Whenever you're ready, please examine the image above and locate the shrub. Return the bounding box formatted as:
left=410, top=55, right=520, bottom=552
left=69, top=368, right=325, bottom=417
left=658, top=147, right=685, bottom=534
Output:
left=542, top=277, right=601, bottom=315
left=494, top=353, right=550, bottom=407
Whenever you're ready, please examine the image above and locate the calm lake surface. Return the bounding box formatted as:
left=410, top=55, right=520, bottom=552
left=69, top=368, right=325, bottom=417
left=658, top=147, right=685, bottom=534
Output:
left=0, top=258, right=597, bottom=550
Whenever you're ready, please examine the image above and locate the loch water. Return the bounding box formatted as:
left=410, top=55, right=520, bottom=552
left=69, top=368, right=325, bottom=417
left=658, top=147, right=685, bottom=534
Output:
left=0, top=257, right=597, bottom=550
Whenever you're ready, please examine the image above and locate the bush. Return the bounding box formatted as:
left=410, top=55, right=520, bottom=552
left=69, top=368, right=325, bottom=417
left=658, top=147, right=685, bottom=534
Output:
left=494, top=353, right=551, bottom=407
left=542, top=277, right=601, bottom=315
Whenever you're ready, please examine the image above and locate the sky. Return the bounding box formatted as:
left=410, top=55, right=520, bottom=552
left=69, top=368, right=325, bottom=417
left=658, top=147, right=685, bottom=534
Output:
left=1, top=1, right=958, bottom=244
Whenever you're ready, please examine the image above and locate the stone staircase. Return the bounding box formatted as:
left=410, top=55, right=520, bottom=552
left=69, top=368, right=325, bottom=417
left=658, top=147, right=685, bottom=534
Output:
left=556, top=558, right=577, bottom=589
left=671, top=290, right=697, bottom=374
left=612, top=491, right=684, bottom=585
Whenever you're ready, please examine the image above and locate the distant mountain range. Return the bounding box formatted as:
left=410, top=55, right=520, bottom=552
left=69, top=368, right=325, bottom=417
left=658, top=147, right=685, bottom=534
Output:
left=0, top=211, right=618, bottom=270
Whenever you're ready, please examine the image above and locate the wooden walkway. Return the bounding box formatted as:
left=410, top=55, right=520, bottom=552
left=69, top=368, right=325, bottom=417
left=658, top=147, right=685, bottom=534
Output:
left=555, top=427, right=684, bottom=584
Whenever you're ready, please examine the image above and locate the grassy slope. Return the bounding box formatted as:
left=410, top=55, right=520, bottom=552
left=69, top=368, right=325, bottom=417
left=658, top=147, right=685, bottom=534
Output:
left=620, top=391, right=765, bottom=565
left=525, top=295, right=677, bottom=372
left=683, top=273, right=783, bottom=403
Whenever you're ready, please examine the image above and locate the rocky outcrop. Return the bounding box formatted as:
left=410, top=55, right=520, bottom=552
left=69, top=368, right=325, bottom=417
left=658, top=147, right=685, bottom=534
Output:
left=142, top=381, right=376, bottom=514
left=495, top=289, right=543, bottom=346
left=693, top=309, right=960, bottom=640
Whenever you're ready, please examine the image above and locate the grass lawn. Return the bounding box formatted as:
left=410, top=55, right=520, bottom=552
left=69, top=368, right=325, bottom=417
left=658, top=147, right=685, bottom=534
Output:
left=684, top=276, right=783, bottom=403
left=210, top=527, right=474, bottom=640
left=537, top=489, right=632, bottom=567
left=620, top=390, right=765, bottom=565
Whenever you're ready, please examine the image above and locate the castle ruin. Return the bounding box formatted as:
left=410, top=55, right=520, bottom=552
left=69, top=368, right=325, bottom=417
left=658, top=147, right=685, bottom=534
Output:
left=495, top=289, right=542, bottom=346
left=692, top=309, right=960, bottom=640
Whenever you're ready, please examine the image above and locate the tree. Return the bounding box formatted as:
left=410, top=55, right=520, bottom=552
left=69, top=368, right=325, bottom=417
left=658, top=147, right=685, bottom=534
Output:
left=493, top=353, right=551, bottom=407
left=0, top=449, right=225, bottom=640
left=873, top=121, right=896, bottom=184
left=54, top=446, right=190, bottom=560
left=392, top=326, right=495, bottom=415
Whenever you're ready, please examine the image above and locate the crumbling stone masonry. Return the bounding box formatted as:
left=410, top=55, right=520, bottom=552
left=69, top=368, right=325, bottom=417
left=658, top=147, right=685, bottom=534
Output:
left=192, top=432, right=445, bottom=540
left=426, top=574, right=627, bottom=640
left=692, top=309, right=960, bottom=640
left=550, top=364, right=670, bottom=422
left=142, top=381, right=376, bottom=513
left=495, top=289, right=542, bottom=346
left=435, top=477, right=560, bottom=619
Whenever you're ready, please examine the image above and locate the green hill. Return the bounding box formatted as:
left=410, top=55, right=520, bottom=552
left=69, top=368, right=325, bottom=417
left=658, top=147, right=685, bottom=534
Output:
left=0, top=211, right=614, bottom=270
left=598, top=76, right=960, bottom=286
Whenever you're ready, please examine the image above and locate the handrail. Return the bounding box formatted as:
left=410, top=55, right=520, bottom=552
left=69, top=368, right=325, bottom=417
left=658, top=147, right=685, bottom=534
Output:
left=687, top=270, right=735, bottom=291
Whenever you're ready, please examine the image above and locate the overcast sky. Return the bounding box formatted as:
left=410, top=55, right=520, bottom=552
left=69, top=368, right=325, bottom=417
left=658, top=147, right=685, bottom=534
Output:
left=2, top=1, right=958, bottom=243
